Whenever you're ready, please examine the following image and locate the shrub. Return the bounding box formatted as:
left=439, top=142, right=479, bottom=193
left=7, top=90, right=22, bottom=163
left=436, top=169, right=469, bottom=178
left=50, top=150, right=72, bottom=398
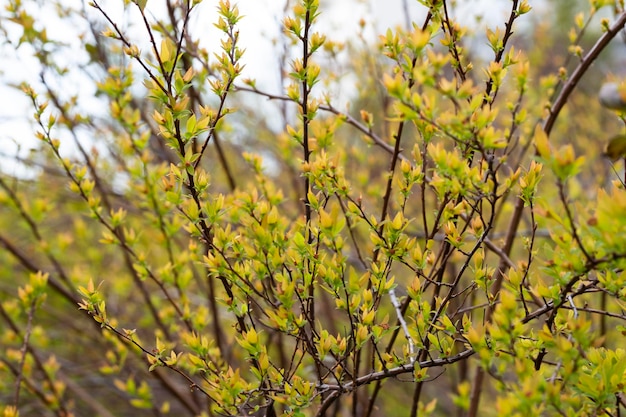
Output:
left=1, top=0, right=626, bottom=416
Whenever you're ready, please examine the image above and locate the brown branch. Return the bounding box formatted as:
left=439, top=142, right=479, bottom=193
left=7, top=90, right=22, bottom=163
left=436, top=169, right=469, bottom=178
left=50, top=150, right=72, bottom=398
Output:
left=544, top=11, right=626, bottom=136
left=13, top=301, right=36, bottom=407
left=315, top=349, right=474, bottom=417
left=482, top=0, right=519, bottom=105
left=467, top=11, right=626, bottom=417
left=234, top=85, right=405, bottom=160
left=0, top=234, right=78, bottom=305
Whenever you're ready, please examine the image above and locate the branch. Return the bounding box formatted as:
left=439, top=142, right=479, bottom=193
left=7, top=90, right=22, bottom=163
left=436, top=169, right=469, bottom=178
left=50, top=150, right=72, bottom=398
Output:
left=315, top=349, right=474, bottom=417
left=467, top=10, right=626, bottom=417
left=544, top=11, right=626, bottom=136
left=234, top=85, right=405, bottom=159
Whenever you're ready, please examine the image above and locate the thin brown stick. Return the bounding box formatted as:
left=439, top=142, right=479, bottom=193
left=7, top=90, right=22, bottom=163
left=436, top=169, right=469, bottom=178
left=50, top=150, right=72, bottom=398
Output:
left=467, top=11, right=626, bottom=416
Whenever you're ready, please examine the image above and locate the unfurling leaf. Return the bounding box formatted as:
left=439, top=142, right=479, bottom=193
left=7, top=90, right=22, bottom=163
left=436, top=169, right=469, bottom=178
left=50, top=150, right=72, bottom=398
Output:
left=534, top=125, right=550, bottom=159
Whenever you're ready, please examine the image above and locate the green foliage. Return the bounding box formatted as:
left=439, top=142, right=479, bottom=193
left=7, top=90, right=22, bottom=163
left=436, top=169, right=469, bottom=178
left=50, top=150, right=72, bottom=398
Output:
left=1, top=0, right=626, bottom=416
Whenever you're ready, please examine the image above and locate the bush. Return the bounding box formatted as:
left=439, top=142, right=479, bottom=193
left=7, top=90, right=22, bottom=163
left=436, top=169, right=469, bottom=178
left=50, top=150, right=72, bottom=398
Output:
left=1, top=0, right=626, bottom=416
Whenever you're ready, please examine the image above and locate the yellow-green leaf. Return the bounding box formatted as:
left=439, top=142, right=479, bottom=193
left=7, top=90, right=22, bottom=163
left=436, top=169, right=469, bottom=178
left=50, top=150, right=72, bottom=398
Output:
left=605, top=134, right=626, bottom=161
left=134, top=0, right=147, bottom=12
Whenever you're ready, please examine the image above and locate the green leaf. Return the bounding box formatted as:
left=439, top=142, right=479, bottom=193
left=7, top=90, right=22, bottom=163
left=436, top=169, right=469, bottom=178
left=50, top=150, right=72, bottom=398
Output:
left=134, top=0, right=147, bottom=12
left=605, top=134, right=626, bottom=161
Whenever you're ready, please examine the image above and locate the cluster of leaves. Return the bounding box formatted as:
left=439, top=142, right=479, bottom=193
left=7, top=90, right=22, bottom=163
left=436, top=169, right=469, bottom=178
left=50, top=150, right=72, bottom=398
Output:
left=1, top=0, right=626, bottom=416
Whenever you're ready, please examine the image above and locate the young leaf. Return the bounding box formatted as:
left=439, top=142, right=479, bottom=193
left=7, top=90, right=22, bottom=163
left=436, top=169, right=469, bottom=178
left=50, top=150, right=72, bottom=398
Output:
left=604, top=134, right=626, bottom=161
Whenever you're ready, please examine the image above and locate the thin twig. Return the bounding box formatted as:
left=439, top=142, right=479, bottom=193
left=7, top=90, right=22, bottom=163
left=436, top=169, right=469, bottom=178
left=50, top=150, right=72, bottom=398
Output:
left=315, top=349, right=474, bottom=417
left=13, top=301, right=36, bottom=407
left=389, top=288, right=415, bottom=362
left=468, top=10, right=626, bottom=416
